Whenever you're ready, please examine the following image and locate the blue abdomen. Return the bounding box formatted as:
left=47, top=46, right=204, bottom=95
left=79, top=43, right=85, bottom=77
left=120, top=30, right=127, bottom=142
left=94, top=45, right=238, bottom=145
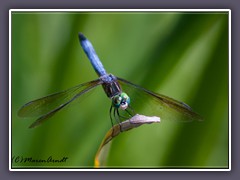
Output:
left=79, top=33, right=107, bottom=77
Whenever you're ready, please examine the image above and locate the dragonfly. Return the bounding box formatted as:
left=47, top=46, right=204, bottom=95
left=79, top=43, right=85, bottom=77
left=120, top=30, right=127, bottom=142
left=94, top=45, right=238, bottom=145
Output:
left=18, top=33, right=202, bottom=128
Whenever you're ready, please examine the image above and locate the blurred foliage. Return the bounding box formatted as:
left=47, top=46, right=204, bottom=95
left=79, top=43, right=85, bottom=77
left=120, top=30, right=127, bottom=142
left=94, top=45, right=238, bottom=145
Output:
left=11, top=12, right=229, bottom=168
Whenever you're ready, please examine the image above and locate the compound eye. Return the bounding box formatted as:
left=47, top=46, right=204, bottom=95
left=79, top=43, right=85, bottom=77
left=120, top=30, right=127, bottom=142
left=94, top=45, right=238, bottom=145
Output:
left=112, top=92, right=130, bottom=109
left=121, top=92, right=130, bottom=105
left=112, top=96, right=122, bottom=108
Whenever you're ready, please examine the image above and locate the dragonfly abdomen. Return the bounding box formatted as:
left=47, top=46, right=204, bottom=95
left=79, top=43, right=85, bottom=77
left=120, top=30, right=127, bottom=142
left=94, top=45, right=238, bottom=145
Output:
left=79, top=33, right=107, bottom=77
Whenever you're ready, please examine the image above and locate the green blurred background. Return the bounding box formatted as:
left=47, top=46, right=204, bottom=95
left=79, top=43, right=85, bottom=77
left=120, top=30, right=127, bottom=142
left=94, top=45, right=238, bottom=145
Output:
left=11, top=11, right=229, bottom=168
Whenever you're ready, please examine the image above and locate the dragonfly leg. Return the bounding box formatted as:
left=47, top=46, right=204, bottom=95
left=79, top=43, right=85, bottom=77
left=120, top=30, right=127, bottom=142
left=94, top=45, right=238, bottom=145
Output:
left=125, top=109, right=133, bottom=117
left=113, top=108, right=120, bottom=124
left=109, top=106, right=114, bottom=128
left=127, top=105, right=137, bottom=124
left=116, top=109, right=129, bottom=120
left=128, top=105, right=136, bottom=115
left=109, top=105, right=118, bottom=137
left=109, top=106, right=123, bottom=134
left=114, top=108, right=122, bottom=132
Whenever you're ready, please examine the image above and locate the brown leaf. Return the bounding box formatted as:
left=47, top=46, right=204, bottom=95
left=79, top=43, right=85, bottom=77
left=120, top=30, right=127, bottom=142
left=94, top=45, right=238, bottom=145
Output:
left=94, top=114, right=160, bottom=168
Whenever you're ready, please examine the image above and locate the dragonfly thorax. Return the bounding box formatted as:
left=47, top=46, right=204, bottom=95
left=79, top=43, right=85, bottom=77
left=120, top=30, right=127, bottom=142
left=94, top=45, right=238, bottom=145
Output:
left=100, top=74, right=122, bottom=98
left=112, top=92, right=130, bottom=110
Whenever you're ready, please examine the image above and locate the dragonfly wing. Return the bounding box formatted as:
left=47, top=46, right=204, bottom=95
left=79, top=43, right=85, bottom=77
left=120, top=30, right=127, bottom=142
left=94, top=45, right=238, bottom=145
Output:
left=18, top=79, right=103, bottom=128
left=117, top=77, right=202, bottom=122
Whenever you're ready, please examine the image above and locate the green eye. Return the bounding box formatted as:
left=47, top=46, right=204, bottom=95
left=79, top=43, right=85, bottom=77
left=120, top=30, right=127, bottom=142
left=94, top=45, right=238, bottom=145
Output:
left=112, top=95, right=122, bottom=108
left=112, top=92, right=130, bottom=109
left=121, top=92, right=130, bottom=105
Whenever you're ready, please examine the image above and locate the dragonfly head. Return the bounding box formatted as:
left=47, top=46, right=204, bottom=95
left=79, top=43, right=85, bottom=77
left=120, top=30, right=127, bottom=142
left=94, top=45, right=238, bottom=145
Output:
left=112, top=92, right=130, bottom=110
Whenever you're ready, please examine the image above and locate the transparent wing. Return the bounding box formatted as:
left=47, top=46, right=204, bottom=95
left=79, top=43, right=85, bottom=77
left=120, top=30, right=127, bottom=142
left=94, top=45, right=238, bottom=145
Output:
left=18, top=79, right=103, bottom=128
left=117, top=77, right=203, bottom=122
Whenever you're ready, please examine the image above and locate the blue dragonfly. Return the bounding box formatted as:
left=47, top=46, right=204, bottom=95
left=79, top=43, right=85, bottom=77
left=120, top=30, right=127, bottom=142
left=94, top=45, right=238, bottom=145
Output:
left=18, top=33, right=202, bottom=128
